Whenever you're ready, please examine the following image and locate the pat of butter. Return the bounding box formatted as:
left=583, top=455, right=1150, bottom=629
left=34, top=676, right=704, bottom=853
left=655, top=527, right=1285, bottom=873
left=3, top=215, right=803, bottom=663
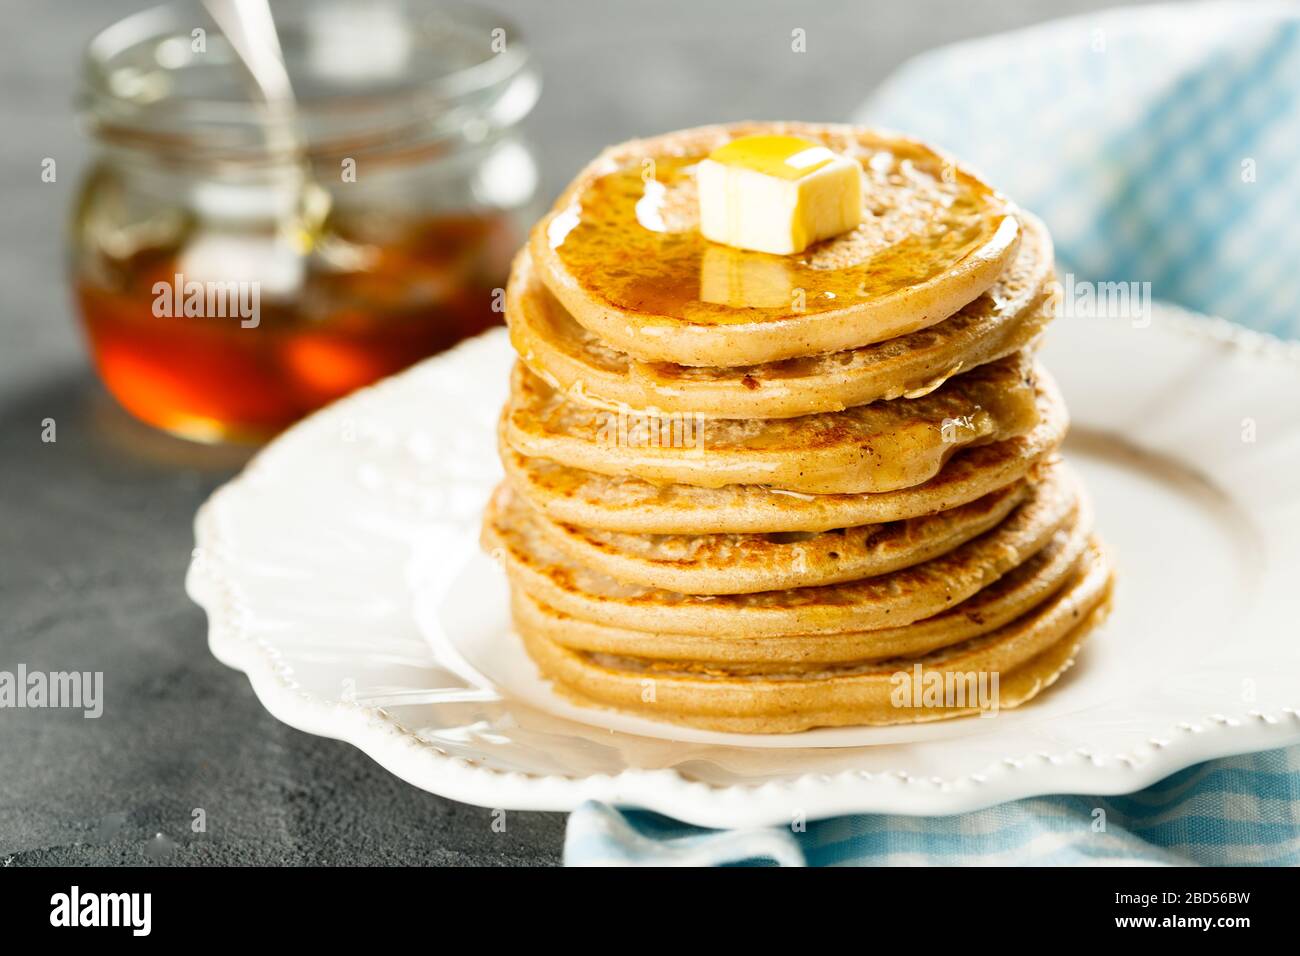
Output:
left=697, top=135, right=862, bottom=255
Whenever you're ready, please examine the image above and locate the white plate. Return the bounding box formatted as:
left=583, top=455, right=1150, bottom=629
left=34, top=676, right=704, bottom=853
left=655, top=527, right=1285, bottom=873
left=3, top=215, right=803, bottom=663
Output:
left=188, top=308, right=1300, bottom=826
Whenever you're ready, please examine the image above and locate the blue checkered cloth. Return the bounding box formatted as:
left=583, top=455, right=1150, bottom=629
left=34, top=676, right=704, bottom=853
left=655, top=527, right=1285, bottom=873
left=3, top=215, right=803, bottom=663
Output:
left=567, top=749, right=1300, bottom=866
left=856, top=1, right=1300, bottom=339
left=564, top=3, right=1300, bottom=866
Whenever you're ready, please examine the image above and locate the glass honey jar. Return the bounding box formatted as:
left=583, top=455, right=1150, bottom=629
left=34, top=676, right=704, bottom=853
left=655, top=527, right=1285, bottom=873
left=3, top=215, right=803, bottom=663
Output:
left=72, top=0, right=540, bottom=443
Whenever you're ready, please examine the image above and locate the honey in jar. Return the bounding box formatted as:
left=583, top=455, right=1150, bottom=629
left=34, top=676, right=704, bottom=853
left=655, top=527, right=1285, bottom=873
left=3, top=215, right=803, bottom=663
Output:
left=73, top=0, right=540, bottom=442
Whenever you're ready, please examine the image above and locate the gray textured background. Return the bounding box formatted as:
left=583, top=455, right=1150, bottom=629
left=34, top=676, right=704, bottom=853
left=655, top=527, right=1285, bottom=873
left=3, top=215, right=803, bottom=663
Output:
left=1, top=0, right=1140, bottom=866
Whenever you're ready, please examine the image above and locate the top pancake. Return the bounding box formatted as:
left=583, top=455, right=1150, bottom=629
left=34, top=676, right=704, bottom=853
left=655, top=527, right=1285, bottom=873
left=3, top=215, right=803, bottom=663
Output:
left=530, top=122, right=1021, bottom=367
left=510, top=212, right=1055, bottom=419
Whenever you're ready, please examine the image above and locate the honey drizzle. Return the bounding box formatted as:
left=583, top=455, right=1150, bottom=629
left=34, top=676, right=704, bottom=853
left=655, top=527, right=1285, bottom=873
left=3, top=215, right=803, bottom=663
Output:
left=549, top=145, right=1011, bottom=326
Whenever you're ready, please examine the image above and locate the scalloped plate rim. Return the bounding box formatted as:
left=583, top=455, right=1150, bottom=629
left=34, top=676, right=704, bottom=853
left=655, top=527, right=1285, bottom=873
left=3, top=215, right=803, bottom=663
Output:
left=186, top=307, right=1300, bottom=826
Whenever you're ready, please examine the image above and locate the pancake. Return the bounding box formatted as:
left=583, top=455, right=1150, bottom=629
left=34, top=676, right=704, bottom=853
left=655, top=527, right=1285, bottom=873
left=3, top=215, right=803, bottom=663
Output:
left=512, top=511, right=1092, bottom=667
left=530, top=122, right=1022, bottom=367
left=517, top=538, right=1112, bottom=732
left=502, top=363, right=1066, bottom=533
left=482, top=461, right=1082, bottom=638
left=480, top=121, right=1110, bottom=734
left=531, top=480, right=1029, bottom=595
left=504, top=350, right=1042, bottom=495
left=509, top=212, right=1055, bottom=419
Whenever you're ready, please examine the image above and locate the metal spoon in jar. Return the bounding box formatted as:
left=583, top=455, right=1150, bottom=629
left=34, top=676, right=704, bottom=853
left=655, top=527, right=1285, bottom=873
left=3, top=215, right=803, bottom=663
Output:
left=200, top=0, right=332, bottom=253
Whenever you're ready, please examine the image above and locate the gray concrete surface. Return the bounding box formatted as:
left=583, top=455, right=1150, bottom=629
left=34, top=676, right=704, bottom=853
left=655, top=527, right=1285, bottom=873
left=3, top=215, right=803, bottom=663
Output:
left=0, top=0, right=1142, bottom=866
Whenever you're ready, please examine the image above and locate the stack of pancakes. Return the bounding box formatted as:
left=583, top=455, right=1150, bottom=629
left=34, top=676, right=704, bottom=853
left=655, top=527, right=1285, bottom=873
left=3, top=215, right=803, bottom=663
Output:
left=482, top=123, right=1113, bottom=733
